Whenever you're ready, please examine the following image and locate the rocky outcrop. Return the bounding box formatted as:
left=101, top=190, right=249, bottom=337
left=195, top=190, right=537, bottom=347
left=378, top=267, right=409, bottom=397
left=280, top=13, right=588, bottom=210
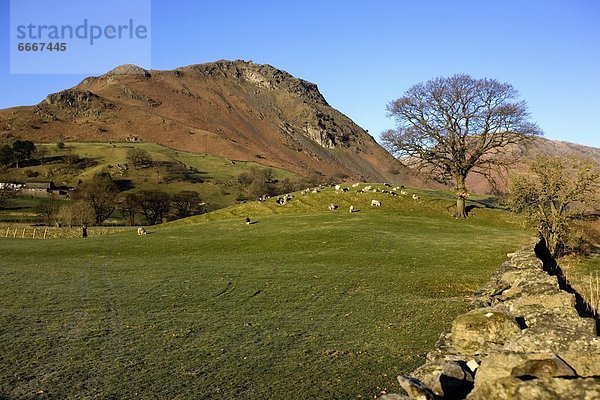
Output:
left=383, top=239, right=600, bottom=399
left=36, top=89, right=115, bottom=119
left=177, top=60, right=329, bottom=106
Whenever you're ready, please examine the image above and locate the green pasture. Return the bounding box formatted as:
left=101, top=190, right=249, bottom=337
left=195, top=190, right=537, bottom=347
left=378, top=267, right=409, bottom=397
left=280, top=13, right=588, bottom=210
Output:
left=0, top=188, right=531, bottom=399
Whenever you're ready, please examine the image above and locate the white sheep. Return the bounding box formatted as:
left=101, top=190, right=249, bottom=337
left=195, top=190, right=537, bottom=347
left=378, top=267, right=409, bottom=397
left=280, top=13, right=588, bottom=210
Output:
left=412, top=194, right=421, bottom=200
left=335, top=184, right=341, bottom=191
left=349, top=205, right=355, bottom=213
left=352, top=183, right=360, bottom=187
left=364, top=186, right=372, bottom=191
left=400, top=190, right=408, bottom=195
left=371, top=200, right=381, bottom=207
left=137, top=227, right=147, bottom=235
left=328, top=204, right=338, bottom=211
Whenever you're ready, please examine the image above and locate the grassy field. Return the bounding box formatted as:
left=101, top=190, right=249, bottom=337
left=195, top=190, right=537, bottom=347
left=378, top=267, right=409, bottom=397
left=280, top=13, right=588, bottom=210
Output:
left=0, top=188, right=532, bottom=399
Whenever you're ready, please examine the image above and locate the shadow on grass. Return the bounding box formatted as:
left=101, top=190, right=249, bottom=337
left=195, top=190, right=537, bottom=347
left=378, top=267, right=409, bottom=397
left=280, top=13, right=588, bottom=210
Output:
left=535, top=238, right=600, bottom=334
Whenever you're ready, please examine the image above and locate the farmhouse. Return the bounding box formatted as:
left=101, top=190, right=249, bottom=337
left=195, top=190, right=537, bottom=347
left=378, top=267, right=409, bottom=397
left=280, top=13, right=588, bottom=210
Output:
left=21, top=181, right=74, bottom=197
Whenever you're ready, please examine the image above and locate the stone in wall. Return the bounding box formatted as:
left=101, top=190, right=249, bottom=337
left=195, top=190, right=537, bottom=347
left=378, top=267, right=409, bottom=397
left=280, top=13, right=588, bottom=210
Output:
left=381, top=239, right=600, bottom=400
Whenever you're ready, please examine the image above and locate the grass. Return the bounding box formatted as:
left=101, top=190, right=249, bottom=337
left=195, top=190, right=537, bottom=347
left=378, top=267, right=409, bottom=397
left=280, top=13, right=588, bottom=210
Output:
left=557, top=220, right=600, bottom=315
left=561, top=250, right=600, bottom=315
left=0, top=188, right=532, bottom=399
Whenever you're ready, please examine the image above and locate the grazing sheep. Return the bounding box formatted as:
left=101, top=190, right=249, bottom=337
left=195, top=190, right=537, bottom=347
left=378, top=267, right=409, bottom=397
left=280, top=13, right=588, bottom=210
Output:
left=328, top=204, right=339, bottom=211
left=341, top=187, right=349, bottom=192
left=312, top=188, right=320, bottom=194
left=371, top=200, right=381, bottom=207
left=383, top=183, right=391, bottom=187
left=245, top=217, right=251, bottom=225
left=352, top=183, right=360, bottom=187
left=364, top=185, right=372, bottom=191
left=137, top=227, right=147, bottom=235
left=393, top=187, right=400, bottom=191
left=390, top=191, right=398, bottom=197
left=357, top=189, right=364, bottom=194
left=412, top=194, right=421, bottom=200
left=400, top=190, right=408, bottom=195
left=349, top=205, right=355, bottom=213
left=335, top=184, right=341, bottom=191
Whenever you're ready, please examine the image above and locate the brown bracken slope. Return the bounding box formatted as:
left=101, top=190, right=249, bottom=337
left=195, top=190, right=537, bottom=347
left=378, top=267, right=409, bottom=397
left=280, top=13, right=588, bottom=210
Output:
left=0, top=60, right=420, bottom=184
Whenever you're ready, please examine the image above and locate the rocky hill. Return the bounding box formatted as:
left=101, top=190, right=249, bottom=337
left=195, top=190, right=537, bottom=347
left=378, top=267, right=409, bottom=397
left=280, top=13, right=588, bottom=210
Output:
left=0, top=60, right=417, bottom=184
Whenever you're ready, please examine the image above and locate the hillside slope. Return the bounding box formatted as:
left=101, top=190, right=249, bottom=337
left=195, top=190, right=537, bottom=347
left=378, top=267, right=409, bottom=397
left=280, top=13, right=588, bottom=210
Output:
left=466, top=137, right=600, bottom=193
left=0, top=60, right=417, bottom=184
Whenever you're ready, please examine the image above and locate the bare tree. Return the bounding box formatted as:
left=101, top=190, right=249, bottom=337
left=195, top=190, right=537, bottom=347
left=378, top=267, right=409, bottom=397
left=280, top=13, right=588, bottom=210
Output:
left=508, top=156, right=599, bottom=257
left=382, top=74, right=542, bottom=218
left=36, top=195, right=62, bottom=226
left=117, top=192, right=139, bottom=226
left=171, top=190, right=202, bottom=219
left=72, top=173, right=119, bottom=225
left=137, top=190, right=170, bottom=225
left=0, top=185, right=17, bottom=208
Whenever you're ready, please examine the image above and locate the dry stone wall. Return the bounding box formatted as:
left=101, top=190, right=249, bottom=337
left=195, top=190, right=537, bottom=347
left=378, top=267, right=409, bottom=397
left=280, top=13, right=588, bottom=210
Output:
left=381, top=239, right=600, bottom=400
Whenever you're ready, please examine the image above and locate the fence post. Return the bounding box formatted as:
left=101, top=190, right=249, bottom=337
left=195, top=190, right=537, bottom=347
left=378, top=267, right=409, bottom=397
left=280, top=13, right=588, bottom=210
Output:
left=21, top=228, right=26, bottom=238
left=13, top=227, right=17, bottom=238
left=5, top=227, right=8, bottom=237
left=32, top=228, right=36, bottom=239
left=43, top=228, right=47, bottom=239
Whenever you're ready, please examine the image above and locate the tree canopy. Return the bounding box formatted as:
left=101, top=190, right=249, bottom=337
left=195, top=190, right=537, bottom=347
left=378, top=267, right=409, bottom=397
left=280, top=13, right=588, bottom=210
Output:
left=382, top=74, right=542, bottom=218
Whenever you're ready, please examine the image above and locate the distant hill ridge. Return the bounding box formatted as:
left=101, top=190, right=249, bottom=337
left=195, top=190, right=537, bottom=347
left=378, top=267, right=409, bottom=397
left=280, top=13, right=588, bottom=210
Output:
left=0, top=60, right=418, bottom=184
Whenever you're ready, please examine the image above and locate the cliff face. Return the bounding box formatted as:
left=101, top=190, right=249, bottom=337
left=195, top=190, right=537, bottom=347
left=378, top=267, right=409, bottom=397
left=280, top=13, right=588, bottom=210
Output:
left=0, top=60, right=419, bottom=184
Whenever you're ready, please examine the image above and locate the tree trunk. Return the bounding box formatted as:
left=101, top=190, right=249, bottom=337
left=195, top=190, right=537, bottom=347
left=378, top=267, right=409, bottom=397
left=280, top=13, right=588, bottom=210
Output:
left=455, top=175, right=468, bottom=219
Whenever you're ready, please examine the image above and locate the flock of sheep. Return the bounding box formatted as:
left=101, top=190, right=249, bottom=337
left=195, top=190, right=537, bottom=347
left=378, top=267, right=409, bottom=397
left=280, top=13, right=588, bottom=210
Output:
left=325, top=182, right=421, bottom=213
left=292, top=182, right=422, bottom=214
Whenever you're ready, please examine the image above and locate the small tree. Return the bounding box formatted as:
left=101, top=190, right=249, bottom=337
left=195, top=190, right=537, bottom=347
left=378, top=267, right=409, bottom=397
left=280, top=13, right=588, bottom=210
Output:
left=508, top=156, right=600, bottom=257
left=56, top=201, right=95, bottom=227
left=72, top=173, right=119, bottom=225
left=382, top=74, right=542, bottom=218
left=126, top=148, right=152, bottom=169
left=117, top=192, right=139, bottom=226
left=0, top=185, right=17, bottom=208
left=137, top=190, right=170, bottom=225
left=36, top=195, right=62, bottom=226
left=171, top=190, right=202, bottom=219
left=56, top=135, right=65, bottom=150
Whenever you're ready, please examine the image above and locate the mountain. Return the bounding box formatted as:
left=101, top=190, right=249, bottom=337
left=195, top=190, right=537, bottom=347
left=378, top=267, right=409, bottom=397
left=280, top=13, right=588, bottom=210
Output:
left=0, top=60, right=418, bottom=184
left=466, top=137, right=600, bottom=193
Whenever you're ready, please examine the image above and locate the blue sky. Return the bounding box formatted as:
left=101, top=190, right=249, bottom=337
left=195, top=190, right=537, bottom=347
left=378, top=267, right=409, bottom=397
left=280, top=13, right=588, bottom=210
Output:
left=1, top=0, right=599, bottom=147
